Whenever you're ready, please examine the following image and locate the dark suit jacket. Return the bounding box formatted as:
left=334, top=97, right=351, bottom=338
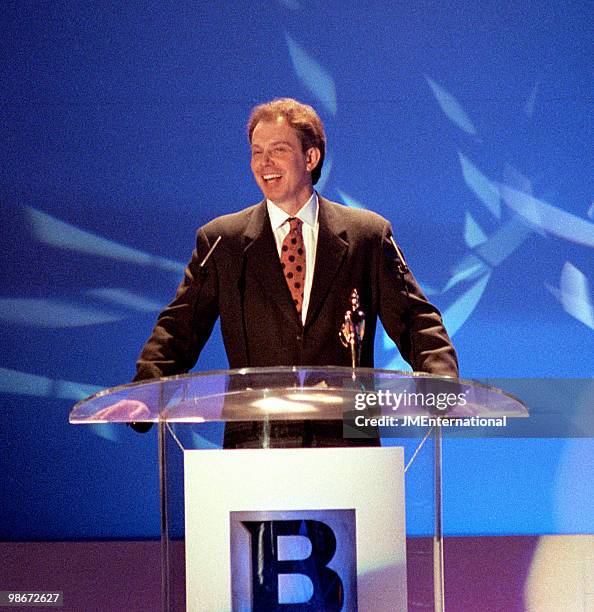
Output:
left=135, top=196, right=458, bottom=381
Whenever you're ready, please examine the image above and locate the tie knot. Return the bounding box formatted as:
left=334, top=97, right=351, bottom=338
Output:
left=288, top=217, right=302, bottom=232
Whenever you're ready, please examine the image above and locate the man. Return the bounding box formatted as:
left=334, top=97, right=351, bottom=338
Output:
left=133, top=98, right=458, bottom=445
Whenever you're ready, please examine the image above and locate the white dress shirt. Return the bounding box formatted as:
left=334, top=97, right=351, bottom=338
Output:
left=266, top=192, right=319, bottom=324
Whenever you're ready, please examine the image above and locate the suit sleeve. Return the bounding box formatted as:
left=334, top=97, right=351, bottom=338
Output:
left=378, top=221, right=459, bottom=377
left=133, top=227, right=220, bottom=381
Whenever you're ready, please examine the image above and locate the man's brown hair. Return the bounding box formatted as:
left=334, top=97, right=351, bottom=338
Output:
left=247, top=98, right=326, bottom=185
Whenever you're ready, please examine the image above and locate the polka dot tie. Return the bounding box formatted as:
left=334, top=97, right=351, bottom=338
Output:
left=280, top=217, right=306, bottom=314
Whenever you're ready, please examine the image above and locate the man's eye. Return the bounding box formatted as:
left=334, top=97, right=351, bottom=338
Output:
left=273, top=147, right=288, bottom=154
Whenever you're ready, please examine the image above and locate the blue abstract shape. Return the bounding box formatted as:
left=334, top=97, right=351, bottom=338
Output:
left=442, top=273, right=491, bottom=336
left=0, top=367, right=103, bottom=399
left=502, top=165, right=547, bottom=238
left=0, top=367, right=54, bottom=397
left=87, top=423, right=124, bottom=443
left=382, top=330, right=411, bottom=370
left=55, top=379, right=105, bottom=400
left=502, top=164, right=533, bottom=195
left=545, top=262, right=594, bottom=329
left=473, top=215, right=534, bottom=267
left=553, top=439, right=594, bottom=531
left=464, top=211, right=488, bottom=248
left=87, top=288, right=163, bottom=312
left=384, top=350, right=411, bottom=372
left=191, top=430, right=222, bottom=450
left=285, top=33, right=337, bottom=115
left=444, top=255, right=489, bottom=292
left=499, top=185, right=594, bottom=248
left=0, top=298, right=124, bottom=327
left=336, top=189, right=366, bottom=209
left=315, top=155, right=332, bottom=193
left=523, top=82, right=539, bottom=118
left=418, top=282, right=438, bottom=296
left=588, top=202, right=594, bottom=220
left=425, top=77, right=477, bottom=136
left=458, top=152, right=501, bottom=218
left=444, top=215, right=533, bottom=293
left=26, top=207, right=185, bottom=273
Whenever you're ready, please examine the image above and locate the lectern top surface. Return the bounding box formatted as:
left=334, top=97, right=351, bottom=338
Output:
left=69, top=366, right=528, bottom=424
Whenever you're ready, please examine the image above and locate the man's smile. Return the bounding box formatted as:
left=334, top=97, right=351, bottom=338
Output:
left=262, top=173, right=283, bottom=183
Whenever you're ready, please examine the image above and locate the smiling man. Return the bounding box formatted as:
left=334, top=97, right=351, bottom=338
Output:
left=249, top=111, right=321, bottom=215
left=133, top=98, right=458, bottom=446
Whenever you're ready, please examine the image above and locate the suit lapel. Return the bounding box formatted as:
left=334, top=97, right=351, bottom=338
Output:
left=242, top=200, right=302, bottom=327
left=305, top=197, right=349, bottom=329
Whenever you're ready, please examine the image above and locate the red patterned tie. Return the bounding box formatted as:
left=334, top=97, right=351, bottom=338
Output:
left=280, top=217, right=306, bottom=314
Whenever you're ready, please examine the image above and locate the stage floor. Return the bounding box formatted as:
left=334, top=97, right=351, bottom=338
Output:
left=1, top=536, right=592, bottom=611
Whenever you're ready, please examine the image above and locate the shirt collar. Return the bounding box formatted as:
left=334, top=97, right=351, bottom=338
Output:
left=267, top=192, right=318, bottom=230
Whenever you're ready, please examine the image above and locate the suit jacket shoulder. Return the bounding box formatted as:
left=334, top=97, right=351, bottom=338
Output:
left=314, top=197, right=394, bottom=275
left=192, top=201, right=258, bottom=249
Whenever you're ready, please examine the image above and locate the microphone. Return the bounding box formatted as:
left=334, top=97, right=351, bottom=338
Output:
left=198, top=235, right=222, bottom=274
left=130, top=235, right=222, bottom=433
left=387, top=232, right=417, bottom=372
left=388, top=234, right=409, bottom=275
left=238, top=241, right=253, bottom=367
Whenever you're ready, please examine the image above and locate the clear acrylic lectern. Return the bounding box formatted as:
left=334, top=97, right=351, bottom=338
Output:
left=70, top=367, right=528, bottom=611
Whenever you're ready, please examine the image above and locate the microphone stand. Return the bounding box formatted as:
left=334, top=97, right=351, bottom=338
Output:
left=130, top=235, right=221, bottom=433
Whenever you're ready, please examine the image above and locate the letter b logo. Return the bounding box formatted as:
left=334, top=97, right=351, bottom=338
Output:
left=230, top=510, right=357, bottom=611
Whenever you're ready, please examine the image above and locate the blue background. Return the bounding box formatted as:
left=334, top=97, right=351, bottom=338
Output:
left=1, top=0, right=592, bottom=540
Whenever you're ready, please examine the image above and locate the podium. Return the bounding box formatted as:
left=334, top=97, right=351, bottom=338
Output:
left=70, top=367, right=528, bottom=611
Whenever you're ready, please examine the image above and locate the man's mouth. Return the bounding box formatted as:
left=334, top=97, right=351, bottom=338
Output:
left=262, top=173, right=283, bottom=183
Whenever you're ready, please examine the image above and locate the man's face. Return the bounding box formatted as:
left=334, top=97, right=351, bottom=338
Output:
left=250, top=116, right=320, bottom=213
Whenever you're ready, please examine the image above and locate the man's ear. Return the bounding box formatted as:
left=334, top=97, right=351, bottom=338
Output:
left=305, top=147, right=321, bottom=172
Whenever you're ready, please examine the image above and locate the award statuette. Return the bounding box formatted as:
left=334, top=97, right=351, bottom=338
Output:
left=339, top=289, right=366, bottom=368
